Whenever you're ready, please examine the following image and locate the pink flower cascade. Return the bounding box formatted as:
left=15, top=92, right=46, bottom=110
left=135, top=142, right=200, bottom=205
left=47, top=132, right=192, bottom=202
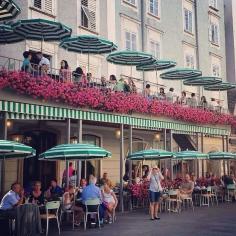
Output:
left=0, top=71, right=236, bottom=126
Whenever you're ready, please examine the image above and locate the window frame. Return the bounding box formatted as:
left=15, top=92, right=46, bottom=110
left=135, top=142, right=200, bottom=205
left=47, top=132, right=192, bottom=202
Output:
left=209, top=0, right=218, bottom=11
left=185, top=53, right=195, bottom=69
left=209, top=22, right=220, bottom=46
left=125, top=31, right=137, bottom=51
left=183, top=8, right=193, bottom=34
left=150, top=40, right=160, bottom=59
left=123, top=0, right=137, bottom=7
left=148, top=0, right=160, bottom=18
left=32, top=0, right=55, bottom=15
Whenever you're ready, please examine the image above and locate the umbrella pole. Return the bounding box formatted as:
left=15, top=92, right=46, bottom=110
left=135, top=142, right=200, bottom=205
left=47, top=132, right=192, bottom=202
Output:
left=88, top=53, right=90, bottom=73
left=119, top=124, right=124, bottom=212
left=41, top=40, right=43, bottom=52
left=77, top=119, right=82, bottom=186
left=66, top=118, right=71, bottom=188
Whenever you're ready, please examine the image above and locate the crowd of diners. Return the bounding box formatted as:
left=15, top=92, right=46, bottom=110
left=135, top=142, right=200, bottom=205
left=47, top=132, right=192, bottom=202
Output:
left=19, top=51, right=223, bottom=111
left=0, top=163, right=118, bottom=231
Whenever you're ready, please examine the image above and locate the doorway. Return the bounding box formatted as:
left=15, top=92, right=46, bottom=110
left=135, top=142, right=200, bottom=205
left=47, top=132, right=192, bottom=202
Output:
left=23, top=130, right=57, bottom=190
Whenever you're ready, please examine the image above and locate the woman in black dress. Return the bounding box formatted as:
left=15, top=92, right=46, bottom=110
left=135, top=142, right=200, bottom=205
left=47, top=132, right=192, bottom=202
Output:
left=29, top=181, right=45, bottom=205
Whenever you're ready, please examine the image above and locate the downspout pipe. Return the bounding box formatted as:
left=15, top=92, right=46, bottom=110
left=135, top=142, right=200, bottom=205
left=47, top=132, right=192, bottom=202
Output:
left=140, top=0, right=145, bottom=90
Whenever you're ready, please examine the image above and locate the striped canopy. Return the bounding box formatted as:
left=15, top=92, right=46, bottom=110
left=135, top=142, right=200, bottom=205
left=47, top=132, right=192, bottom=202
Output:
left=127, top=149, right=175, bottom=161
left=0, top=24, right=24, bottom=44
left=160, top=68, right=202, bottom=80
left=0, top=0, right=20, bottom=21
left=107, top=50, right=156, bottom=66
left=60, top=35, right=117, bottom=54
left=183, top=76, right=222, bottom=86
left=136, top=60, right=176, bottom=71
left=204, top=82, right=236, bottom=91
left=39, top=143, right=111, bottom=161
left=208, top=151, right=235, bottom=160
left=175, top=150, right=209, bottom=160
left=12, top=18, right=72, bottom=41
left=0, top=140, right=36, bottom=159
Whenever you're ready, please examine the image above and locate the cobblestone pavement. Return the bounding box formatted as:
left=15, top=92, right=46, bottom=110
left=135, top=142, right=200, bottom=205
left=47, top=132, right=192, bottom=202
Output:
left=51, top=203, right=236, bottom=236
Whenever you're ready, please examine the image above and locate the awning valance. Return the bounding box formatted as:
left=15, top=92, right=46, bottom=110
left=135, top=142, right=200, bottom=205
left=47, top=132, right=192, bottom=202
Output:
left=0, top=100, right=229, bottom=136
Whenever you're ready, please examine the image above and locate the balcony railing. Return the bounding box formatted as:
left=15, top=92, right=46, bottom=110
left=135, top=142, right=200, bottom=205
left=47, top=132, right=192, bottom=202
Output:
left=0, top=55, right=229, bottom=114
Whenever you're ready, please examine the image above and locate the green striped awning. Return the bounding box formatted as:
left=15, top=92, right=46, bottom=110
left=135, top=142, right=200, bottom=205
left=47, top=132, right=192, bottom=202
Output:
left=0, top=100, right=230, bottom=136
left=39, top=143, right=111, bottom=161
left=0, top=139, right=36, bottom=159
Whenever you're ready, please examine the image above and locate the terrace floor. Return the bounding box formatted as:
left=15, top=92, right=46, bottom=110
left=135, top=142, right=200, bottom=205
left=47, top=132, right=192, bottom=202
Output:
left=51, top=202, right=236, bottom=236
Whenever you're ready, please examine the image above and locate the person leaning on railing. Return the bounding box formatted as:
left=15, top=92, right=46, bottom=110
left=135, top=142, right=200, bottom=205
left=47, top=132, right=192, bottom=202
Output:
left=59, top=60, right=72, bottom=82
left=21, top=51, right=34, bottom=73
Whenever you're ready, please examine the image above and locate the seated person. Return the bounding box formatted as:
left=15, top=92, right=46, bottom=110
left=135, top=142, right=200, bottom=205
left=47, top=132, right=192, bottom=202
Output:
left=0, top=182, right=25, bottom=218
left=76, top=179, right=87, bottom=199
left=45, top=179, right=63, bottom=200
left=82, top=175, right=104, bottom=223
left=179, top=174, right=194, bottom=200
left=63, top=185, right=75, bottom=210
left=99, top=172, right=113, bottom=188
left=101, top=183, right=118, bottom=224
left=29, top=181, right=44, bottom=205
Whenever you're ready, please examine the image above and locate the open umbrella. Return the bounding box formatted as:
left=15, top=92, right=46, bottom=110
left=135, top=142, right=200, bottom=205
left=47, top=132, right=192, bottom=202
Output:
left=204, top=82, right=236, bottom=91
left=0, top=23, right=24, bottom=44
left=175, top=150, right=209, bottom=160
left=107, top=50, right=155, bottom=66
left=160, top=68, right=202, bottom=93
left=208, top=151, right=234, bottom=160
left=60, top=35, right=117, bottom=71
left=39, top=143, right=111, bottom=161
left=12, top=18, right=72, bottom=50
left=0, top=0, right=20, bottom=21
left=136, top=60, right=176, bottom=84
left=0, top=139, right=36, bottom=159
left=127, top=149, right=175, bottom=161
left=0, top=139, right=36, bottom=193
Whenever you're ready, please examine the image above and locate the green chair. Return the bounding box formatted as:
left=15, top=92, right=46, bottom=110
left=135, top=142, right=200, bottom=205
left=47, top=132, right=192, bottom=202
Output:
left=40, top=201, right=61, bottom=236
left=226, top=184, right=236, bottom=202
left=84, top=198, right=101, bottom=230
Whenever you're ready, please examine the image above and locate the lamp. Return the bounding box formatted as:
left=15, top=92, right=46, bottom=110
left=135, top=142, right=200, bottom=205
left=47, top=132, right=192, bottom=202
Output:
left=115, top=129, right=121, bottom=139
left=154, top=133, right=161, bottom=142
left=6, top=120, right=12, bottom=128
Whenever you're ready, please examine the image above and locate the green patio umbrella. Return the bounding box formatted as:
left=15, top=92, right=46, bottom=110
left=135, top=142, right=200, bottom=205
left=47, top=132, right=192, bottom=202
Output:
left=160, top=68, right=202, bottom=92
left=204, top=82, right=236, bottom=91
left=183, top=76, right=222, bottom=86
left=208, top=151, right=235, bottom=160
left=0, top=24, right=24, bottom=44
left=136, top=60, right=176, bottom=85
left=175, top=150, right=209, bottom=160
left=127, top=149, right=175, bottom=161
left=160, top=68, right=202, bottom=80
left=60, top=35, right=117, bottom=71
left=12, top=18, right=72, bottom=51
left=0, top=139, right=36, bottom=159
left=39, top=143, right=111, bottom=161
left=107, top=50, right=156, bottom=66
left=0, top=0, right=21, bottom=21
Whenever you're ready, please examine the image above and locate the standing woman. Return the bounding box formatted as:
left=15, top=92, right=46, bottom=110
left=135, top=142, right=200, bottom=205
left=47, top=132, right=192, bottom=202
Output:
left=147, top=165, right=164, bottom=220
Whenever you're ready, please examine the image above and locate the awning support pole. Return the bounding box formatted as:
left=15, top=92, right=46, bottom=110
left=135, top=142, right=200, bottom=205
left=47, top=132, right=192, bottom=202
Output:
left=77, top=119, right=82, bottom=186
left=128, top=125, right=133, bottom=211
left=66, top=118, right=71, bottom=188
left=120, top=124, right=124, bottom=212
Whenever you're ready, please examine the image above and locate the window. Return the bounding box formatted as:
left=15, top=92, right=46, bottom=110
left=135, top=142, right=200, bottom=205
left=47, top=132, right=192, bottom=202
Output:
left=149, top=0, right=159, bottom=17
left=209, top=23, right=219, bottom=45
left=212, top=64, right=220, bottom=76
left=124, top=0, right=136, bottom=6
left=33, top=0, right=53, bottom=14
left=125, top=31, right=137, bottom=51
left=185, top=54, right=194, bottom=69
left=150, top=40, right=160, bottom=59
left=184, top=8, right=193, bottom=33
left=81, top=0, right=96, bottom=32
left=209, top=0, right=218, bottom=10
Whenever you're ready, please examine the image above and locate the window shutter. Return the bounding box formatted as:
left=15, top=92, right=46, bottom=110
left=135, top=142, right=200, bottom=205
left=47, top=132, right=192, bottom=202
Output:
left=125, top=32, right=131, bottom=50
left=81, top=0, right=96, bottom=32
left=189, top=11, right=192, bottom=33
left=34, top=0, right=42, bottom=9
left=45, top=0, right=53, bottom=13
left=208, top=24, right=213, bottom=42
left=132, top=33, right=137, bottom=50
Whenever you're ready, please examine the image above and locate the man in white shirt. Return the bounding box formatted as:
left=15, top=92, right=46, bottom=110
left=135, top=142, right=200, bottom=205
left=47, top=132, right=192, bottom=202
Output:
left=166, top=88, right=177, bottom=103
left=0, top=182, right=24, bottom=218
left=36, top=52, right=50, bottom=75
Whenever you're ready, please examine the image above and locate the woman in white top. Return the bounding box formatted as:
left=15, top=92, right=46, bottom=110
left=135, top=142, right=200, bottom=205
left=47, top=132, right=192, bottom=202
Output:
left=147, top=165, right=164, bottom=220
left=101, top=183, right=118, bottom=223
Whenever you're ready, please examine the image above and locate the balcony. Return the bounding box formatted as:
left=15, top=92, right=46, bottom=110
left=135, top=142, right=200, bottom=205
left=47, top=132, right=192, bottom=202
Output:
left=0, top=55, right=235, bottom=127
